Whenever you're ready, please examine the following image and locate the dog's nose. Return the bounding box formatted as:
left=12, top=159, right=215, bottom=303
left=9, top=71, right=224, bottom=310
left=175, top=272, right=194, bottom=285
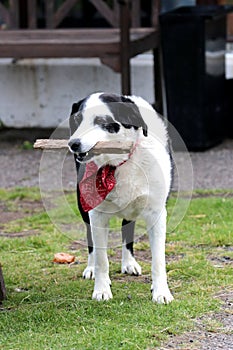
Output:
left=68, top=138, right=81, bottom=153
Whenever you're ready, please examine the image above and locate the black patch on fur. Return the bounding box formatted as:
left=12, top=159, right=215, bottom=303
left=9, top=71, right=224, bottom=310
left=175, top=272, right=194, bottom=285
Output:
left=122, top=219, right=135, bottom=257
left=94, top=115, right=120, bottom=133
left=100, top=93, right=148, bottom=137
left=166, top=139, right=174, bottom=202
left=69, top=98, right=85, bottom=135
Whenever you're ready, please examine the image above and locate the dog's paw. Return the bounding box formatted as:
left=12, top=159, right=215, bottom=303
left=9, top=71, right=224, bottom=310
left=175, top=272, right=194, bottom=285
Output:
left=151, top=285, right=174, bottom=304
left=82, top=266, right=95, bottom=280
left=122, top=258, right=142, bottom=276
left=92, top=287, right=113, bottom=301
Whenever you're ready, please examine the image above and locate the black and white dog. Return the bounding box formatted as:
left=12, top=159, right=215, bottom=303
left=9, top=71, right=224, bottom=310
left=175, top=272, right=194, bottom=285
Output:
left=68, top=92, right=173, bottom=303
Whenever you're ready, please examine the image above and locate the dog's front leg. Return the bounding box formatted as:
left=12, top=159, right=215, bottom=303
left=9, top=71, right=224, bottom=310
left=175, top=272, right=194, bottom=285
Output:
left=89, top=211, right=112, bottom=301
left=146, top=208, right=173, bottom=304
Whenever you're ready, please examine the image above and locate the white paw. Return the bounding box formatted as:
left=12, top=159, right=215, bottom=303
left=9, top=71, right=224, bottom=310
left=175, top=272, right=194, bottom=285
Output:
left=82, top=266, right=95, bottom=280
left=151, top=285, right=174, bottom=304
left=92, top=286, right=113, bottom=301
left=122, top=258, right=142, bottom=276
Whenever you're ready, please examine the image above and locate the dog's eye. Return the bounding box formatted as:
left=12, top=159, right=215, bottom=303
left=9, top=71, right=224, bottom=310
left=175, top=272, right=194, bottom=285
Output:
left=104, top=123, right=120, bottom=133
left=94, top=116, right=120, bottom=133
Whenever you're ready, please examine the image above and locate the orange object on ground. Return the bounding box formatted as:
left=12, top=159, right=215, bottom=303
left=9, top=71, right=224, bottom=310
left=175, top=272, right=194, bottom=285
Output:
left=53, top=252, right=75, bottom=264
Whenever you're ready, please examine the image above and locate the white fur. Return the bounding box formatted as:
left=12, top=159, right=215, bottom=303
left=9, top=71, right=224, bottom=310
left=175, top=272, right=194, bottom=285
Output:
left=121, top=244, right=142, bottom=275
left=69, top=93, right=173, bottom=303
left=82, top=251, right=95, bottom=279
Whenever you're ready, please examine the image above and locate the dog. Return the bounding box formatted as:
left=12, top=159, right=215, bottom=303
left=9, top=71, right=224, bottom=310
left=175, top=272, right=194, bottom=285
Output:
left=68, top=92, right=173, bottom=303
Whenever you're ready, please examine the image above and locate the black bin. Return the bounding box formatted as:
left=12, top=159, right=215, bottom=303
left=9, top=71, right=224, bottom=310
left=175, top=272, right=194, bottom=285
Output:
left=160, top=6, right=233, bottom=151
left=226, top=78, right=233, bottom=138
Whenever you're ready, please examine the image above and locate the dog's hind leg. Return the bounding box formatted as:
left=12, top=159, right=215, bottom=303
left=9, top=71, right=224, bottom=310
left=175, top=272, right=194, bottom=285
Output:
left=121, top=219, right=142, bottom=276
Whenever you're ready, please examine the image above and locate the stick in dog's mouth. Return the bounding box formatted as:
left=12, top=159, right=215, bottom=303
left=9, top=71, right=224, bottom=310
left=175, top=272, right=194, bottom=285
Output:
left=34, top=139, right=133, bottom=155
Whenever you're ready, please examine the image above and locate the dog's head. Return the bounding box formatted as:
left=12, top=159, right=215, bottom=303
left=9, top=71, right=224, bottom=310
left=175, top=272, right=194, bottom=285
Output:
left=68, top=92, right=148, bottom=165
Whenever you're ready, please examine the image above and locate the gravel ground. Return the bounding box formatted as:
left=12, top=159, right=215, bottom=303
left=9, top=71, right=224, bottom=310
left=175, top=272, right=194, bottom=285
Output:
left=160, top=290, right=233, bottom=350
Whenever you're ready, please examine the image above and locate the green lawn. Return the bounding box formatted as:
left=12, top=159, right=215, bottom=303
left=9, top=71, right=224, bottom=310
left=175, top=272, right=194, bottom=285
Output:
left=0, top=188, right=232, bottom=349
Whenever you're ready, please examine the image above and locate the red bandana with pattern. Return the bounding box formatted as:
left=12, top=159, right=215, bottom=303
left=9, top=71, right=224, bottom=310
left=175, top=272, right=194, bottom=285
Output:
left=79, top=161, right=116, bottom=212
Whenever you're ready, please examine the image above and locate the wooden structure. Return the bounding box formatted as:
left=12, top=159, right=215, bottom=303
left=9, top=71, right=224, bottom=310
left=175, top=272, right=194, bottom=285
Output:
left=0, top=265, right=6, bottom=302
left=0, top=0, right=163, bottom=112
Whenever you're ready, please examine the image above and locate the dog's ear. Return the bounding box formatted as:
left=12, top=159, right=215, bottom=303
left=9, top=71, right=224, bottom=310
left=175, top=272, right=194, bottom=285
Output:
left=70, top=99, right=85, bottom=116
left=142, top=124, right=148, bottom=137
left=120, top=96, right=148, bottom=137
left=118, top=98, right=148, bottom=137
left=100, top=93, right=148, bottom=137
left=69, top=99, right=85, bottom=134
left=136, top=115, right=147, bottom=137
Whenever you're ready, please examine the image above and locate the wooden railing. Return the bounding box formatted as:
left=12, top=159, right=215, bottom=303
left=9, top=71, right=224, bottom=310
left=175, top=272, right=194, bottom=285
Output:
left=0, top=0, right=160, bottom=30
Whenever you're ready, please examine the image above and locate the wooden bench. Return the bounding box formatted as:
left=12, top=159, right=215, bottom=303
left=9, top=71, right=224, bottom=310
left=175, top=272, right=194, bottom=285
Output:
left=0, top=0, right=163, bottom=112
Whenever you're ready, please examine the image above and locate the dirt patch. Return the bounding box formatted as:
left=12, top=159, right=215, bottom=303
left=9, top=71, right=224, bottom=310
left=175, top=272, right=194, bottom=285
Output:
left=208, top=255, right=233, bottom=267
left=190, top=191, right=233, bottom=199
left=160, top=331, right=233, bottom=350
left=70, top=233, right=185, bottom=265
left=0, top=199, right=43, bottom=238
left=206, top=246, right=233, bottom=268
left=0, top=230, right=40, bottom=238
left=0, top=202, right=26, bottom=225
left=160, top=290, right=233, bottom=350
left=15, top=199, right=43, bottom=213
left=0, top=200, right=43, bottom=225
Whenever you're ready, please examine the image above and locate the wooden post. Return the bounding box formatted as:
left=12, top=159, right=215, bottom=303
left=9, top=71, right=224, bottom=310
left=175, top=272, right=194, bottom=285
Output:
left=46, top=0, right=55, bottom=28
left=0, top=265, right=6, bottom=302
left=153, top=47, right=163, bottom=114
left=131, top=0, right=140, bottom=27
left=152, top=1, right=163, bottom=113
left=9, top=0, right=19, bottom=28
left=27, top=0, right=37, bottom=29
left=119, top=0, right=131, bottom=95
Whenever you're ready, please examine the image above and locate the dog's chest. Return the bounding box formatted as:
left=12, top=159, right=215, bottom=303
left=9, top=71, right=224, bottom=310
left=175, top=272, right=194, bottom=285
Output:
left=100, top=160, right=149, bottom=219
left=115, top=161, right=147, bottom=197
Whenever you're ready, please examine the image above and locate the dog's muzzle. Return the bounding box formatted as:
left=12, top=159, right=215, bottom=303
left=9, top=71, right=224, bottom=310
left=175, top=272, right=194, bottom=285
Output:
left=68, top=138, right=82, bottom=153
left=68, top=138, right=92, bottom=162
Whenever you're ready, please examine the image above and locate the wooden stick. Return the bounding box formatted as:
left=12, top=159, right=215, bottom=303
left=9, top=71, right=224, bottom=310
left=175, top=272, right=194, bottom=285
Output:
left=34, top=139, right=68, bottom=149
left=34, top=139, right=133, bottom=154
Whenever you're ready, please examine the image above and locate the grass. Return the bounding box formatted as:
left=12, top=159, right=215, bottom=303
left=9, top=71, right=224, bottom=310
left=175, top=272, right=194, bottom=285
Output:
left=0, top=188, right=233, bottom=349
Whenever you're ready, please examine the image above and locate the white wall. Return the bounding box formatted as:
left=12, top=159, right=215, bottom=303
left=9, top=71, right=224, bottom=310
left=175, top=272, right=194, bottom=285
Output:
left=1, top=51, right=232, bottom=129
left=0, top=55, right=154, bottom=128
left=226, top=52, right=233, bottom=79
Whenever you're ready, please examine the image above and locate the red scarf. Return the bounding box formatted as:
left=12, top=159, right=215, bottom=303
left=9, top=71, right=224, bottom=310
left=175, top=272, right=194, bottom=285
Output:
left=79, top=140, right=138, bottom=212
left=79, top=161, right=117, bottom=212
